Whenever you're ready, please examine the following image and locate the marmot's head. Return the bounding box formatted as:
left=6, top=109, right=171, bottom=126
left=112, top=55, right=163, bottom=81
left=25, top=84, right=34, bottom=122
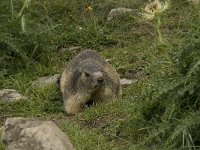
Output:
left=79, top=62, right=104, bottom=90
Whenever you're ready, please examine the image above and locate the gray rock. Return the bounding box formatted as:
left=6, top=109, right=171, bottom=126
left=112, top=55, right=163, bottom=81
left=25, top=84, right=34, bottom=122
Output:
left=107, top=7, right=133, bottom=21
left=0, top=89, right=26, bottom=102
left=120, top=78, right=135, bottom=85
left=1, top=117, right=74, bottom=150
left=32, top=74, right=60, bottom=88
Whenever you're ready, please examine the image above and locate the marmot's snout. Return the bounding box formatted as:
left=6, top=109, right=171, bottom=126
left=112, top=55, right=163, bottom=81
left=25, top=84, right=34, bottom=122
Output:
left=93, top=77, right=104, bottom=88
left=97, top=78, right=104, bottom=84
left=93, top=71, right=104, bottom=88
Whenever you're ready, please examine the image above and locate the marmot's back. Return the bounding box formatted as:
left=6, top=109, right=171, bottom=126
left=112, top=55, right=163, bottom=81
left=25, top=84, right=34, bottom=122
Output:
left=69, top=49, right=106, bottom=69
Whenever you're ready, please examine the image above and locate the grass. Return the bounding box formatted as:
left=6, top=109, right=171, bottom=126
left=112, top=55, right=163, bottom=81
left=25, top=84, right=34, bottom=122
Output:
left=1, top=0, right=200, bottom=149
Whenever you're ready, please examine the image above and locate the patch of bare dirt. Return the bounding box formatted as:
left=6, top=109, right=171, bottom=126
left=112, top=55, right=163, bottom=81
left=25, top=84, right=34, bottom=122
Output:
left=78, top=113, right=118, bottom=129
left=120, top=68, right=144, bottom=80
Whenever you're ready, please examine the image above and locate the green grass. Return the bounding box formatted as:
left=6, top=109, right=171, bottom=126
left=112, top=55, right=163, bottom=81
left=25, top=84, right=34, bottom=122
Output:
left=1, top=0, right=200, bottom=149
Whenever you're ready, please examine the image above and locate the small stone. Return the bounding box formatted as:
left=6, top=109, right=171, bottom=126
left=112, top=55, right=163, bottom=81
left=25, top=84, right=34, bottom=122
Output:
left=0, top=89, right=26, bottom=102
left=105, top=59, right=111, bottom=62
left=2, top=117, right=74, bottom=150
left=120, top=78, right=134, bottom=85
left=32, top=74, right=60, bottom=88
left=60, top=46, right=82, bottom=53
left=107, top=7, right=133, bottom=21
left=69, top=46, right=82, bottom=52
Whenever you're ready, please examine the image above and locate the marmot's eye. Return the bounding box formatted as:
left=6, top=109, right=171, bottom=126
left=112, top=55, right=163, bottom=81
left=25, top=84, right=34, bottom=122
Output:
left=85, top=72, right=90, bottom=77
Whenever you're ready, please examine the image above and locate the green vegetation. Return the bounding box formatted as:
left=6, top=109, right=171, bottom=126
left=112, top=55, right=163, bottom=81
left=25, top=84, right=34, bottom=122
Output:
left=1, top=0, right=200, bottom=149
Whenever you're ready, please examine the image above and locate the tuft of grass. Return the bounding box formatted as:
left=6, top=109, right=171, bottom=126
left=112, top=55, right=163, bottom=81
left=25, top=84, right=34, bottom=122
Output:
left=60, top=121, right=116, bottom=150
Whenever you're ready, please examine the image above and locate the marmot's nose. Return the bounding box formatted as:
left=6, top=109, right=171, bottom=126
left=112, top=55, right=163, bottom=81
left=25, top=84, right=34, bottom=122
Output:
left=93, top=71, right=104, bottom=85
left=97, top=78, right=104, bottom=84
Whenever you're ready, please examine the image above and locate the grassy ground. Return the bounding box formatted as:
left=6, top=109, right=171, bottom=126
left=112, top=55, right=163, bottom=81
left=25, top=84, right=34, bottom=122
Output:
left=1, top=0, right=200, bottom=149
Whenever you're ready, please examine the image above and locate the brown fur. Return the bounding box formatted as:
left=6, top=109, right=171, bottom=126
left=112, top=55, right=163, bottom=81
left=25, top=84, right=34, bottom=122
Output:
left=60, top=49, right=122, bottom=115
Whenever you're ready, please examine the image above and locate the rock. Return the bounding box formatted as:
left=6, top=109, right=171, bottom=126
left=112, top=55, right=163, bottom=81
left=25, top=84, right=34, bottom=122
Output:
left=0, top=89, right=26, bottom=102
left=68, top=46, right=82, bottom=52
left=120, top=78, right=134, bottom=85
left=2, top=117, right=74, bottom=150
left=32, top=74, right=60, bottom=88
left=107, top=7, right=133, bottom=21
left=105, top=59, right=111, bottom=63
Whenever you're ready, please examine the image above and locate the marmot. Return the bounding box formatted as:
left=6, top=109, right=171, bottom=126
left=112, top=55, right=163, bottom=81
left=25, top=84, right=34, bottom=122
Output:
left=60, top=50, right=122, bottom=115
